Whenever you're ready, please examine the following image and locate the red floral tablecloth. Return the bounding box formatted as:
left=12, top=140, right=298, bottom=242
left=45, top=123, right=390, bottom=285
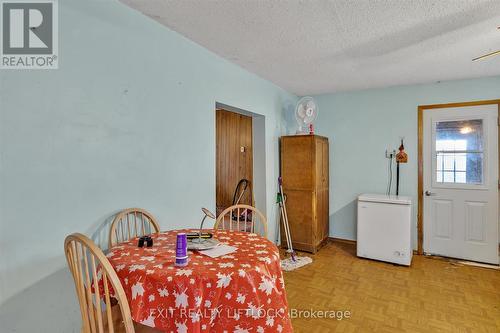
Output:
left=99, top=229, right=293, bottom=332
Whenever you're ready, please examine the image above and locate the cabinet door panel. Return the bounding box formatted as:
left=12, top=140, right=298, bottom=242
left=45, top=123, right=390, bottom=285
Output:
left=281, top=137, right=314, bottom=190
left=280, top=190, right=313, bottom=251
left=314, top=138, right=329, bottom=190
left=317, top=188, right=329, bottom=243
left=322, top=139, right=329, bottom=189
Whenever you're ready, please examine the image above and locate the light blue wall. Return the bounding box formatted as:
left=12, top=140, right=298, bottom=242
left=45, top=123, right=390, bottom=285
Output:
left=1, top=1, right=498, bottom=330
left=313, top=76, right=500, bottom=245
left=0, top=0, right=296, bottom=325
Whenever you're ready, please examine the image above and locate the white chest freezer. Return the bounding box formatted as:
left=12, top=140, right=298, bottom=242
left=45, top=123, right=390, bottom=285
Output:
left=357, top=193, right=413, bottom=266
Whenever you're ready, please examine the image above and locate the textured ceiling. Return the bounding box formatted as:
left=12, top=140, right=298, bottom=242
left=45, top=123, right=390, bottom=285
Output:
left=121, top=0, right=500, bottom=95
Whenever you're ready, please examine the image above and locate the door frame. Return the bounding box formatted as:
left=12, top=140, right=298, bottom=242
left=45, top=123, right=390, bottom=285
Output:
left=417, top=99, right=500, bottom=255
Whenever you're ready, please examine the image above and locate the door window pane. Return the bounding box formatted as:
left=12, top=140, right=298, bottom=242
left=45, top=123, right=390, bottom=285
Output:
left=443, top=171, right=455, bottom=183
left=464, top=152, right=483, bottom=184
left=435, top=119, right=484, bottom=185
left=455, top=154, right=466, bottom=171
left=455, top=172, right=466, bottom=183
left=443, top=154, right=454, bottom=170
left=436, top=172, right=443, bottom=183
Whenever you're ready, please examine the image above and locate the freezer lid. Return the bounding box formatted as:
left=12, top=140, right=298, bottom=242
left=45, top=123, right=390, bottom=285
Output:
left=358, top=193, right=412, bottom=205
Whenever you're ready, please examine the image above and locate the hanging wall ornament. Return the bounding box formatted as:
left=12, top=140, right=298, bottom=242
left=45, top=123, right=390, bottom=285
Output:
left=396, top=139, right=408, bottom=196
left=396, top=140, right=408, bottom=163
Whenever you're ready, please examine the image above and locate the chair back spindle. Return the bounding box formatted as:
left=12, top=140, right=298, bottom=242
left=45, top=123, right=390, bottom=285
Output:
left=109, top=208, right=160, bottom=248
left=65, top=233, right=135, bottom=333
left=214, top=204, right=268, bottom=237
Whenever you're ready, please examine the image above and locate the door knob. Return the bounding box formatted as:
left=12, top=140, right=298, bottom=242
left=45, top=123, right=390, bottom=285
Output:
left=425, top=191, right=435, bottom=196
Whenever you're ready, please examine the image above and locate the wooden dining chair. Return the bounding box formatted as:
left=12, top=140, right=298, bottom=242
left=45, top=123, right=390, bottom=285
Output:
left=65, top=233, right=135, bottom=333
left=214, top=204, right=268, bottom=237
left=109, top=208, right=160, bottom=248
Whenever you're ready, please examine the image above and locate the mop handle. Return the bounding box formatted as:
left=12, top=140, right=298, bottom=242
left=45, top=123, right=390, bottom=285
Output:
left=278, top=178, right=290, bottom=243
left=282, top=196, right=294, bottom=253
left=279, top=195, right=292, bottom=253
left=279, top=177, right=295, bottom=256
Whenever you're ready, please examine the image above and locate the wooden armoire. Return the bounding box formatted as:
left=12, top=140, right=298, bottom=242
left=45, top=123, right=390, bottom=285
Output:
left=280, top=135, right=329, bottom=253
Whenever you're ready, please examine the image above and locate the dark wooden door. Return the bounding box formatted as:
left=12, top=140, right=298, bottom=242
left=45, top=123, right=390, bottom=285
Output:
left=216, top=109, right=253, bottom=215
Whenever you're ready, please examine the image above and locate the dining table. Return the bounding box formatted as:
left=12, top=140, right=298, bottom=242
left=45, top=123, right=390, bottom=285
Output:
left=97, top=229, right=293, bottom=332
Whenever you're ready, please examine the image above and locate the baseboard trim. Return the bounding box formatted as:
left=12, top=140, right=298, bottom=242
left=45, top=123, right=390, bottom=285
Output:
left=329, top=237, right=421, bottom=255
left=329, top=237, right=356, bottom=245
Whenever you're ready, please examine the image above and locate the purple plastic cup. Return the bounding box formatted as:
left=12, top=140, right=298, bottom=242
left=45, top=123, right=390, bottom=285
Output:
left=175, top=233, right=188, bottom=266
left=175, top=256, right=189, bottom=267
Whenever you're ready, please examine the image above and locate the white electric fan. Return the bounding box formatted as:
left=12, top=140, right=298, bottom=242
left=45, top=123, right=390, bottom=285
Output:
left=295, top=96, right=318, bottom=134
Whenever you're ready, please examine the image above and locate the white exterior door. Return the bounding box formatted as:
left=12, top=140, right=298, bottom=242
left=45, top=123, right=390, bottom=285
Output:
left=423, top=104, right=499, bottom=264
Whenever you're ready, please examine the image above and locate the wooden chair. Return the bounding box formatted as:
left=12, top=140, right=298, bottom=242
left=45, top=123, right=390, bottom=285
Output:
left=214, top=204, right=268, bottom=237
left=65, top=233, right=135, bottom=333
left=109, top=208, right=160, bottom=248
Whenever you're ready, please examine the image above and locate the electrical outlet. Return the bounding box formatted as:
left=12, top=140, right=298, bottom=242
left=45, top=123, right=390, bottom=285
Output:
left=385, top=149, right=396, bottom=159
